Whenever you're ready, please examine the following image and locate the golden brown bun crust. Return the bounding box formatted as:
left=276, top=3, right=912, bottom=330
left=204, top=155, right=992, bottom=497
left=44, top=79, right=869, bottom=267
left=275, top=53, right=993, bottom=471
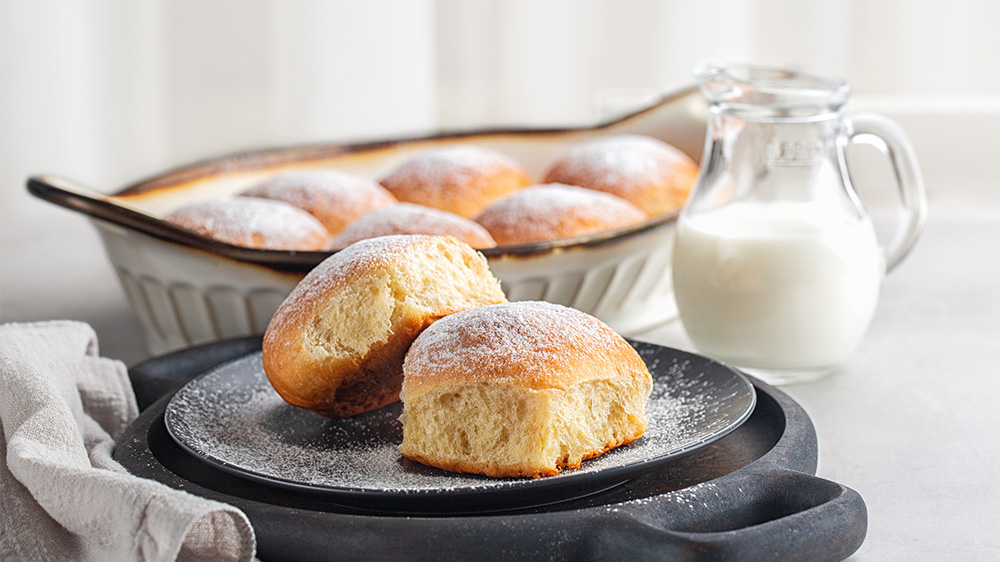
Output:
left=262, top=235, right=507, bottom=418
left=473, top=183, right=647, bottom=245
left=399, top=301, right=652, bottom=478
left=332, top=203, right=497, bottom=250
left=542, top=134, right=697, bottom=216
left=164, top=196, right=331, bottom=250
left=241, top=170, right=397, bottom=237
left=379, top=145, right=532, bottom=218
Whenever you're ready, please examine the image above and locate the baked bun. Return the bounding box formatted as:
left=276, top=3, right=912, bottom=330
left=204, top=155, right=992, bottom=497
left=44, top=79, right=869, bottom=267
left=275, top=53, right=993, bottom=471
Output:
left=164, top=196, right=330, bottom=250
left=379, top=145, right=532, bottom=218
left=542, top=134, right=697, bottom=216
left=262, top=235, right=507, bottom=418
left=332, top=203, right=497, bottom=250
left=399, top=301, right=652, bottom=478
left=241, top=170, right=397, bottom=237
left=473, top=183, right=647, bottom=245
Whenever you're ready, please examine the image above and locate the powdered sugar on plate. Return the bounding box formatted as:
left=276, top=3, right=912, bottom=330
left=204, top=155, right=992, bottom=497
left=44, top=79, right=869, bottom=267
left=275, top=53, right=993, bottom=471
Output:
left=164, top=342, right=754, bottom=499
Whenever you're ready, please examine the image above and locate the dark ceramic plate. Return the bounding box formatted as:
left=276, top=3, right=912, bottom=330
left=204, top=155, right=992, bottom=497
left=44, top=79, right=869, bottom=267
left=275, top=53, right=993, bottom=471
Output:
left=164, top=341, right=755, bottom=511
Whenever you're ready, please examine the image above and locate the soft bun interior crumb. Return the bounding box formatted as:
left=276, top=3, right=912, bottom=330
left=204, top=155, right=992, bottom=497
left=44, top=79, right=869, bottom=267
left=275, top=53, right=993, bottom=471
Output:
left=399, top=301, right=652, bottom=478
left=263, top=235, right=507, bottom=418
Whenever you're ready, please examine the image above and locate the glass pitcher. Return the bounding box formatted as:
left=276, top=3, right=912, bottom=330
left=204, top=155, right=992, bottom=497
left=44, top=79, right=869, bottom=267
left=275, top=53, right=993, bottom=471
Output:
left=672, top=62, right=927, bottom=384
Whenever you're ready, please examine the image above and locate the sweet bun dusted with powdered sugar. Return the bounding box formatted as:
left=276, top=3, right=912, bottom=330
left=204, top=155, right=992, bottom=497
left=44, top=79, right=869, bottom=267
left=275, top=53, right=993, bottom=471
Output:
left=473, top=183, right=647, bottom=246
left=398, top=300, right=652, bottom=478
left=262, top=235, right=507, bottom=418
left=379, top=145, right=532, bottom=219
left=332, top=203, right=497, bottom=250
left=241, top=170, right=397, bottom=237
left=164, top=196, right=331, bottom=251
left=542, top=134, right=697, bottom=216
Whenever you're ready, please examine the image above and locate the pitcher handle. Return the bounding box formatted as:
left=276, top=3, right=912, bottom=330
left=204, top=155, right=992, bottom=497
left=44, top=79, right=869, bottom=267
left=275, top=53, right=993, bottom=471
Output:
left=846, top=113, right=928, bottom=272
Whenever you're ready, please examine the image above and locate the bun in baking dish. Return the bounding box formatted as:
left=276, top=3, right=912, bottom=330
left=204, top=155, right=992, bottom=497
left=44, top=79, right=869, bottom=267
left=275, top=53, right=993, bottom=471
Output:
left=398, top=301, right=653, bottom=478
left=262, top=235, right=507, bottom=418
left=473, top=183, right=647, bottom=246
left=163, top=196, right=330, bottom=250
left=332, top=203, right=497, bottom=250
left=241, top=170, right=397, bottom=237
left=379, top=145, right=532, bottom=218
left=542, top=134, right=697, bottom=216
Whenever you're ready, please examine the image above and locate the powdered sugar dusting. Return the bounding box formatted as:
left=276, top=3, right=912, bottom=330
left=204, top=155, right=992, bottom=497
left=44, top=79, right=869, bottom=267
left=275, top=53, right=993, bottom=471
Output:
left=379, top=145, right=531, bottom=217
left=165, top=341, right=754, bottom=497
left=473, top=184, right=647, bottom=245
left=542, top=134, right=697, bottom=216
left=403, top=301, right=639, bottom=390
left=273, top=234, right=439, bottom=309
left=241, top=170, right=397, bottom=235
left=332, top=203, right=497, bottom=249
left=243, top=170, right=392, bottom=209
left=544, top=134, right=693, bottom=189
left=163, top=196, right=331, bottom=250
left=382, top=145, right=520, bottom=188
left=264, top=235, right=491, bottom=343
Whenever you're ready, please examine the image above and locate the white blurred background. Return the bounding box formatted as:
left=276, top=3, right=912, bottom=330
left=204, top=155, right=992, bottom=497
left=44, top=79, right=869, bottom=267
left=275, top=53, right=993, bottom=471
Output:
left=2, top=0, right=999, bottom=348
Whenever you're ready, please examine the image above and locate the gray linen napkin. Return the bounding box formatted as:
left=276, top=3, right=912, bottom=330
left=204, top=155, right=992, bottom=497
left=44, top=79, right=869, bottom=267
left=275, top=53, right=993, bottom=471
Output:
left=0, top=321, right=255, bottom=562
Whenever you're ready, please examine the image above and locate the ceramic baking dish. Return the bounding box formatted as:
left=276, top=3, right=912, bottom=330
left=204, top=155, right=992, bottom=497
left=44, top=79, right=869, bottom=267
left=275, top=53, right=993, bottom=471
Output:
left=29, top=86, right=707, bottom=355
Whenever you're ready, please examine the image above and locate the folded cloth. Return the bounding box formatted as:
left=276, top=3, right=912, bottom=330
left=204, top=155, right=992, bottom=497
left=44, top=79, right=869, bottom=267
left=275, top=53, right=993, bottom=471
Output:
left=0, top=321, right=255, bottom=562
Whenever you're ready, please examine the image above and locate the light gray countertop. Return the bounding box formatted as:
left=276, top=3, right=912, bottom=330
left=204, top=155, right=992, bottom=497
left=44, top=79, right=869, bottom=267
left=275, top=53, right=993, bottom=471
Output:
left=2, top=198, right=998, bottom=560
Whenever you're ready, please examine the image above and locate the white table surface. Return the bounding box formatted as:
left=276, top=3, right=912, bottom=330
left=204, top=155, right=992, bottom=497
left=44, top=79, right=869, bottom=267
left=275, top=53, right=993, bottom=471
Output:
left=2, top=196, right=998, bottom=560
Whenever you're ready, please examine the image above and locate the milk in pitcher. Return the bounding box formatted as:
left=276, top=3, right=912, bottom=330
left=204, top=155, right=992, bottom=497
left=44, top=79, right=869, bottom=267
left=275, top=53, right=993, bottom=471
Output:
left=672, top=200, right=884, bottom=376
left=674, top=62, right=925, bottom=383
